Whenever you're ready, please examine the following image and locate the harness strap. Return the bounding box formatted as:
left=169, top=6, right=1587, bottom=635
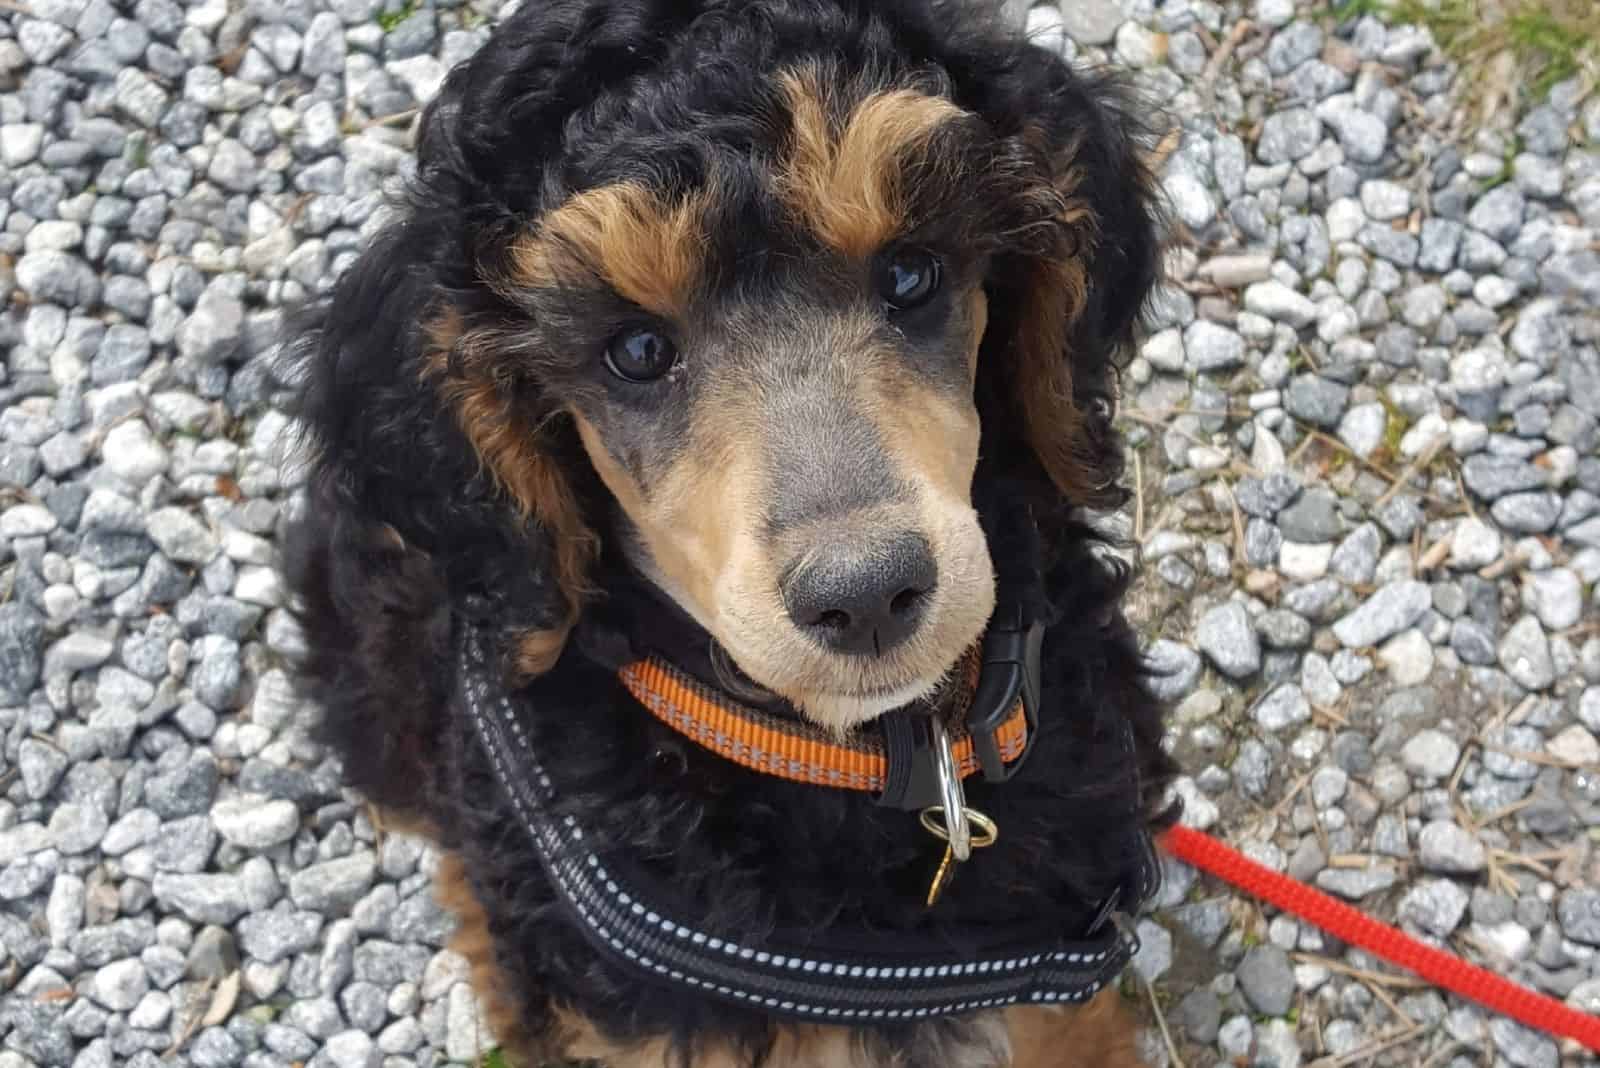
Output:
left=460, top=627, right=1138, bottom=1022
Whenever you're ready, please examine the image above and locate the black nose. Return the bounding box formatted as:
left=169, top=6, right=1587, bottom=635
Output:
left=781, top=534, right=937, bottom=656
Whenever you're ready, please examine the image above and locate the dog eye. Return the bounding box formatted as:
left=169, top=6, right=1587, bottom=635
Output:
left=605, top=327, right=679, bottom=383
left=876, top=249, right=942, bottom=311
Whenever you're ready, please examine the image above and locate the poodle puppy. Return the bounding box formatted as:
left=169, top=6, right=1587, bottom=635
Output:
left=278, top=2, right=1175, bottom=1065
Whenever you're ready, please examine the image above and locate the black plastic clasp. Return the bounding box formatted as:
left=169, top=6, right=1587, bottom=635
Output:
left=967, top=601, right=1044, bottom=783
left=876, top=710, right=944, bottom=811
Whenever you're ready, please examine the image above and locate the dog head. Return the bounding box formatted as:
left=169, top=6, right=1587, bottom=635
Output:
left=285, top=1, right=1161, bottom=731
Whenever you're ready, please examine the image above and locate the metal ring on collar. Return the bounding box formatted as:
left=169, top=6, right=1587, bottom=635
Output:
left=928, top=719, right=971, bottom=859
left=919, top=806, right=998, bottom=849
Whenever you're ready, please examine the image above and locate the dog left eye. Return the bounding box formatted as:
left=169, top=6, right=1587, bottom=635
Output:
left=876, top=249, right=942, bottom=311
left=605, top=327, right=679, bottom=382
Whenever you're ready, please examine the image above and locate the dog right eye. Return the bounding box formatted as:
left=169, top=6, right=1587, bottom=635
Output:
left=605, top=327, right=679, bottom=383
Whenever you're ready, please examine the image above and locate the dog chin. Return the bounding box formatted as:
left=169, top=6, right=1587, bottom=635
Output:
left=789, top=676, right=947, bottom=732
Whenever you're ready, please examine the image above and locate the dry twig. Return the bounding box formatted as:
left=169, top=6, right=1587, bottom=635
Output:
left=1141, top=974, right=1187, bottom=1068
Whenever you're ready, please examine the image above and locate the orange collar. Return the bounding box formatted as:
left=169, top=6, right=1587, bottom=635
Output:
left=617, top=643, right=1033, bottom=798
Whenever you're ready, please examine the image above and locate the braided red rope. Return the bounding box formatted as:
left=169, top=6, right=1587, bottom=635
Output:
left=1160, top=825, right=1600, bottom=1053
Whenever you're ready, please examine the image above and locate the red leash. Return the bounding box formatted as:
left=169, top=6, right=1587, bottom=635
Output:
left=1160, top=825, right=1600, bottom=1053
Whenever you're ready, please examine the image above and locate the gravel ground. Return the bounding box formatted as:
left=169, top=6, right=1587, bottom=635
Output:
left=0, top=0, right=1597, bottom=1066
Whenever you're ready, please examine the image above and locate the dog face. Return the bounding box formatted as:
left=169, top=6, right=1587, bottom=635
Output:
left=493, top=72, right=1027, bottom=727
left=297, top=4, right=1160, bottom=732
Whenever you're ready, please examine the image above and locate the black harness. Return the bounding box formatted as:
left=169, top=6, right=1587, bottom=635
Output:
left=457, top=617, right=1158, bottom=1022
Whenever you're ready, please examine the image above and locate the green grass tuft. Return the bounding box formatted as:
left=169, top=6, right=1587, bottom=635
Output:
left=1327, top=0, right=1598, bottom=104
left=1332, top=0, right=1389, bottom=22
left=376, top=0, right=418, bottom=32
left=1507, top=9, right=1591, bottom=94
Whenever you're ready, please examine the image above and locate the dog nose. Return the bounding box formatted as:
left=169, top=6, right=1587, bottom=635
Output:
left=782, top=534, right=937, bottom=656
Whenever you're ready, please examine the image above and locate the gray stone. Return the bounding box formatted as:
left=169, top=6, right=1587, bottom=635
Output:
left=1256, top=1020, right=1302, bottom=1068
left=101, top=420, right=169, bottom=485
left=1236, top=945, right=1295, bottom=1016
left=1243, top=280, right=1316, bottom=328
left=1418, top=218, right=1463, bottom=273
left=302, top=12, right=347, bottom=76
left=1399, top=878, right=1470, bottom=938
left=1482, top=725, right=1544, bottom=780
left=1329, top=523, right=1380, bottom=584
left=1316, top=863, right=1400, bottom=898
left=43, top=632, right=116, bottom=677
left=1523, top=568, right=1582, bottom=630
left=16, top=250, right=101, bottom=307
left=1183, top=320, right=1245, bottom=372
left=1401, top=729, right=1460, bottom=779
left=1058, top=0, right=1124, bottom=44
left=153, top=815, right=216, bottom=873
left=1360, top=179, right=1410, bottom=220
left=207, top=139, right=258, bottom=193
left=1251, top=684, right=1310, bottom=732
left=1143, top=640, right=1201, bottom=701
left=322, top=1030, right=380, bottom=1068
left=378, top=1018, right=423, bottom=1055
left=0, top=602, right=47, bottom=703
left=1277, top=487, right=1341, bottom=543
left=1332, top=581, right=1430, bottom=648
left=1218, top=1016, right=1254, bottom=1061
left=1283, top=374, right=1349, bottom=429
left=1322, top=106, right=1386, bottom=163
left=1558, top=888, right=1600, bottom=946
left=1266, top=20, right=1323, bottom=73
left=1541, top=251, right=1600, bottom=305
left=1418, top=821, right=1486, bottom=874
left=212, top=795, right=301, bottom=849
left=146, top=751, right=219, bottom=819
left=147, top=507, right=221, bottom=565
left=191, top=1027, right=244, bottom=1068
left=290, top=853, right=378, bottom=914
left=1178, top=989, right=1221, bottom=1043
left=340, top=980, right=389, bottom=1033
left=1196, top=602, right=1261, bottom=678
left=1497, top=495, right=1561, bottom=537
left=318, top=918, right=358, bottom=995
left=1256, top=610, right=1311, bottom=649
left=353, top=940, right=432, bottom=986
left=1498, top=615, right=1554, bottom=691
left=178, top=288, right=245, bottom=365
left=90, top=958, right=149, bottom=1011
left=1236, top=473, right=1302, bottom=518
left=115, top=68, right=169, bottom=126
left=1489, top=1018, right=1558, bottom=1068
left=103, top=810, right=160, bottom=855
left=192, top=637, right=243, bottom=710
left=188, top=925, right=239, bottom=981
left=49, top=802, right=109, bottom=855
left=1467, top=185, right=1525, bottom=242
left=238, top=903, right=325, bottom=964
left=1337, top=402, right=1387, bottom=457
left=152, top=873, right=249, bottom=925
left=18, top=738, right=70, bottom=800
left=1163, top=172, right=1215, bottom=230
left=1258, top=109, right=1323, bottom=164
left=1462, top=455, right=1546, bottom=499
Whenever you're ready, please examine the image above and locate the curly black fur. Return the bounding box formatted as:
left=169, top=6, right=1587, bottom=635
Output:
left=278, top=1, right=1175, bottom=1064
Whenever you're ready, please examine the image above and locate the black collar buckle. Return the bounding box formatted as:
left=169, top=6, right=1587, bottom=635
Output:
left=875, top=601, right=1043, bottom=812
left=966, top=601, right=1044, bottom=784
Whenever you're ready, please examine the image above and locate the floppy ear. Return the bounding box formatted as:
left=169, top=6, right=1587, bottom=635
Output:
left=977, top=56, right=1163, bottom=512
left=275, top=0, right=715, bottom=810
left=275, top=208, right=600, bottom=814
left=278, top=0, right=714, bottom=707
